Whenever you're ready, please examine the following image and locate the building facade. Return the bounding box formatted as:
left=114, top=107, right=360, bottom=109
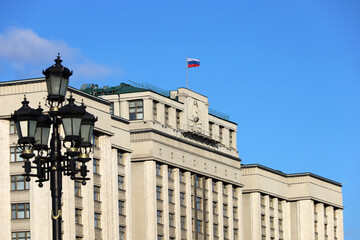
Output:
left=0, top=79, right=343, bottom=240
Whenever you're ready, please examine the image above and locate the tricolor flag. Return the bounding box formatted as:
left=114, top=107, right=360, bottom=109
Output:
left=187, top=58, right=200, bottom=68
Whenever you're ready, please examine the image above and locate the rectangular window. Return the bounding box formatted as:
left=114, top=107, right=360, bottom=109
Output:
left=117, top=150, right=124, bottom=165
left=176, top=110, right=181, bottom=129
left=118, top=175, right=125, bottom=190
left=156, top=163, right=161, bottom=176
left=75, top=208, right=82, bottom=224
left=93, top=135, right=99, bottom=147
left=179, top=171, right=184, bottom=183
left=197, top=220, right=203, bottom=233
left=224, top=226, right=228, bottom=239
left=233, top=206, right=238, bottom=218
left=110, top=102, right=114, bottom=115
left=223, top=185, right=227, bottom=195
left=180, top=192, right=185, bottom=206
left=168, top=189, right=174, bottom=203
left=168, top=167, right=173, bottom=179
left=93, top=158, right=100, bottom=174
left=181, top=216, right=186, bottom=229
left=169, top=213, right=175, bottom=227
left=10, top=121, right=17, bottom=134
left=119, top=226, right=125, bottom=240
left=157, top=210, right=163, bottom=224
left=213, top=201, right=218, bottom=214
left=213, top=224, right=218, bottom=237
left=12, top=232, right=30, bottom=240
left=153, top=101, right=158, bottom=121
left=74, top=181, right=81, bottom=197
left=212, top=182, right=217, bottom=192
left=234, top=228, right=238, bottom=240
left=129, top=100, right=143, bottom=120
left=119, top=200, right=125, bottom=215
left=11, top=203, right=30, bottom=219
left=94, top=212, right=101, bottom=228
left=157, top=235, right=163, bottom=240
left=196, top=197, right=202, bottom=210
left=229, top=130, right=234, bottom=147
left=165, top=105, right=170, bottom=125
left=94, top=186, right=100, bottom=201
left=223, top=204, right=228, bottom=216
left=156, top=186, right=162, bottom=200
left=233, top=188, right=237, bottom=198
left=219, top=126, right=224, bottom=142
left=209, top=122, right=213, bottom=137
left=10, top=147, right=22, bottom=162
left=195, top=176, right=201, bottom=187
left=11, top=175, right=29, bottom=191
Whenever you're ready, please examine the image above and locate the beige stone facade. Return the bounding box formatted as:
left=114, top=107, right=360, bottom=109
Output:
left=0, top=79, right=343, bottom=240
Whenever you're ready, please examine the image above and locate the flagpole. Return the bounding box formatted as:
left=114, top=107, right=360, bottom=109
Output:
left=186, top=55, right=188, bottom=89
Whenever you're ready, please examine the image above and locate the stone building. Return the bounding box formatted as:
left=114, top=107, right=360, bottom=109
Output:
left=0, top=78, right=343, bottom=240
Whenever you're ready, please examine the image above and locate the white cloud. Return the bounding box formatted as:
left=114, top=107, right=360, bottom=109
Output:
left=0, top=27, right=119, bottom=80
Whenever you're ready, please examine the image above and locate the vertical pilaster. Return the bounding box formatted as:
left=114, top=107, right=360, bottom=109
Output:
left=298, top=200, right=315, bottom=240
left=125, top=152, right=132, bottom=240
left=162, top=165, right=169, bottom=240
left=174, top=168, right=181, bottom=240
left=144, top=98, right=153, bottom=121
left=83, top=152, right=95, bottom=240
left=218, top=182, right=224, bottom=239
left=111, top=148, right=120, bottom=240
left=0, top=120, right=11, bottom=240
left=61, top=175, right=75, bottom=240
left=228, top=185, right=234, bottom=240
left=273, top=198, right=279, bottom=240
left=335, top=209, right=344, bottom=240
left=250, top=192, right=261, bottom=240
left=206, top=179, right=214, bottom=240
left=185, top=172, right=192, bottom=240
left=283, top=201, right=291, bottom=240
left=236, top=188, right=243, bottom=240
left=264, top=195, right=270, bottom=240
left=316, top=203, right=325, bottom=240
left=326, top=206, right=334, bottom=240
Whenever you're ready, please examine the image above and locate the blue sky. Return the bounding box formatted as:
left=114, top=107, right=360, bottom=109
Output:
left=1, top=0, right=359, bottom=238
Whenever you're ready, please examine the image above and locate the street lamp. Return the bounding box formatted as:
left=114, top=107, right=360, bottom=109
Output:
left=11, top=55, right=97, bottom=240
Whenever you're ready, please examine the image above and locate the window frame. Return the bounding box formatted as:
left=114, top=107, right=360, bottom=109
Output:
left=11, top=175, right=29, bottom=191
left=11, top=203, right=30, bottom=219
left=129, top=99, right=144, bottom=120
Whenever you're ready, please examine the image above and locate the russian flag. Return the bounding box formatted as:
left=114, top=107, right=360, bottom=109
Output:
left=187, top=58, right=200, bottom=68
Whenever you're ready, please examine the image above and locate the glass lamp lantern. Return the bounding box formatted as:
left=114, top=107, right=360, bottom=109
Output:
left=58, top=95, right=85, bottom=144
left=34, top=106, right=52, bottom=151
left=11, top=96, right=40, bottom=158
left=78, top=109, right=97, bottom=161
left=42, top=54, right=72, bottom=111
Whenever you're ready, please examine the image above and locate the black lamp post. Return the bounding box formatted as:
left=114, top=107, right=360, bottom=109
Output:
left=11, top=55, right=97, bottom=240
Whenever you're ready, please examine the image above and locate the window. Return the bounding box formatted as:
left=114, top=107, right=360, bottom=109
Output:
left=179, top=171, right=184, bottom=183
left=11, top=175, right=29, bottom=190
left=168, top=189, right=174, bottom=203
left=93, top=135, right=99, bottom=147
left=94, top=186, right=100, bottom=201
left=94, top=212, right=101, bottom=228
left=233, top=228, right=238, bottom=240
left=11, top=203, right=30, bottom=219
left=197, top=220, right=203, bottom=233
left=12, top=232, right=30, bottom=240
left=169, top=213, right=175, bottom=227
left=129, top=100, right=143, bottom=120
left=110, top=102, right=114, bottom=115
left=119, top=226, right=125, bottom=240
left=118, top=175, right=125, bottom=190
left=212, top=182, right=217, bottom=192
left=117, top=151, right=124, bottom=165
left=74, top=181, right=81, bottom=197
left=164, top=105, right=170, bottom=125
left=156, top=163, right=161, bottom=176
left=93, top=158, right=100, bottom=174
left=213, top=224, right=218, bottom=237
left=156, top=186, right=162, bottom=200
left=195, top=175, right=201, bottom=187
left=233, top=206, right=238, bottom=218
left=153, top=101, right=158, bottom=121
left=213, top=201, right=218, bottom=214
left=229, top=130, right=234, bottom=147
left=168, top=167, right=173, bottom=179
left=157, top=235, right=163, bottom=240
left=176, top=110, right=181, bottom=128
left=10, top=147, right=22, bottom=162
left=157, top=210, right=163, bottom=224
left=75, top=208, right=82, bottom=224
left=224, top=226, right=228, bottom=239
left=181, top=216, right=186, bottom=229
left=223, top=185, right=227, bottom=195
left=119, top=200, right=125, bottom=215
left=223, top=204, right=228, bottom=216
left=180, top=192, right=185, bottom=206
left=196, top=197, right=202, bottom=210
left=219, top=126, right=224, bottom=142
left=232, top=188, right=237, bottom=198
left=10, top=121, right=17, bottom=134
left=209, top=122, right=214, bottom=137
